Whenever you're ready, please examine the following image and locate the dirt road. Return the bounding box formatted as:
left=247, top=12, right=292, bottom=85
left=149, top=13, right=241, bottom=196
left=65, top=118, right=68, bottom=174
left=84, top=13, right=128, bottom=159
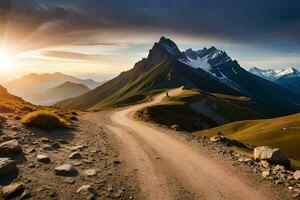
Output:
left=99, top=88, right=291, bottom=200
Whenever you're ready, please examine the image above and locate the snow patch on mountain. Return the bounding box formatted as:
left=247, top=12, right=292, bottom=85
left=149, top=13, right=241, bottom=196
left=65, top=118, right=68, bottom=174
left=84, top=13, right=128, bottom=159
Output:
left=249, top=67, right=300, bottom=81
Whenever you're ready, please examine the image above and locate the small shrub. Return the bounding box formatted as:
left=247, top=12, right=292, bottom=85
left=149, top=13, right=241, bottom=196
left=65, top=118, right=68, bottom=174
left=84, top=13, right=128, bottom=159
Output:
left=21, top=110, right=71, bottom=130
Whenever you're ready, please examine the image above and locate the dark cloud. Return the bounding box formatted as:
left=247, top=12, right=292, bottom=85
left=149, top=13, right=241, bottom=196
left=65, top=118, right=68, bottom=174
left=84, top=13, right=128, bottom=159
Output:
left=1, top=0, right=300, bottom=53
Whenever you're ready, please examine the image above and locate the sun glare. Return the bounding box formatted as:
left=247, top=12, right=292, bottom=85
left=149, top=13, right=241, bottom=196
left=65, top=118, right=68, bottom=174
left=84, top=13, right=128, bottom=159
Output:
left=0, top=51, right=11, bottom=71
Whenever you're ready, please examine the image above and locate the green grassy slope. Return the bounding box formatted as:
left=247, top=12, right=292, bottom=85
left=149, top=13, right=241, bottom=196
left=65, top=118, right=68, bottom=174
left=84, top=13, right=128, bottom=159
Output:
left=136, top=88, right=274, bottom=132
left=194, top=113, right=300, bottom=161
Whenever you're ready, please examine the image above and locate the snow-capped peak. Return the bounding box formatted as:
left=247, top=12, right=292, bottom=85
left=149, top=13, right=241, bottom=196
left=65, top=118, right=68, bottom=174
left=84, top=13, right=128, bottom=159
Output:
left=249, top=66, right=300, bottom=81
left=180, top=46, right=231, bottom=73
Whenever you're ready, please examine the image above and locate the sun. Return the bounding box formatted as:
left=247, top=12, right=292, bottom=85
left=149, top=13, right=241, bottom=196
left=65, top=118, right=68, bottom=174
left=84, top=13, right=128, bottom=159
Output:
left=0, top=51, right=11, bottom=71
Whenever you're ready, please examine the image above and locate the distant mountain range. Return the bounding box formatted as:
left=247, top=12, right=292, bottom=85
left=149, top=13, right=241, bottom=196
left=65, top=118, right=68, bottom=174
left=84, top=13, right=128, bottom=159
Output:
left=249, top=67, right=300, bottom=96
left=32, top=81, right=90, bottom=105
left=3, top=72, right=101, bottom=105
left=56, top=37, right=300, bottom=116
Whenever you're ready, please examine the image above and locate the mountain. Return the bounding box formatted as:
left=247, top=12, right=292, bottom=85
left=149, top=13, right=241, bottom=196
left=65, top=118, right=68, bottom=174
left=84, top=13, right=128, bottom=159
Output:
left=0, top=85, right=23, bottom=102
left=3, top=72, right=100, bottom=104
left=32, top=81, right=90, bottom=105
left=56, top=37, right=300, bottom=115
left=249, top=67, right=300, bottom=95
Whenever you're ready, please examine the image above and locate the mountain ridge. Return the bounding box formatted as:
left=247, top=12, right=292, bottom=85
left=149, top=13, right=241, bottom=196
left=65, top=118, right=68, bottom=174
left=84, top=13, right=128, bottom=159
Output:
left=249, top=66, right=300, bottom=96
left=55, top=37, right=300, bottom=115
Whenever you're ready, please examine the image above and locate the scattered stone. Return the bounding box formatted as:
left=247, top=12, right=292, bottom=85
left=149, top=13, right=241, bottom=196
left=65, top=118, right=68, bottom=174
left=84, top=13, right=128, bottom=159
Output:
left=84, top=169, right=97, bottom=176
left=70, top=145, right=85, bottom=151
left=293, top=192, right=300, bottom=199
left=71, top=161, right=83, bottom=166
left=64, top=178, right=75, bottom=184
left=113, top=160, right=122, bottom=164
left=170, top=124, right=180, bottom=131
left=0, top=140, right=23, bottom=156
left=54, top=164, right=78, bottom=176
left=210, top=134, right=225, bottom=142
left=275, top=180, right=283, bottom=185
left=260, top=160, right=270, bottom=168
left=51, top=143, right=60, bottom=149
left=77, top=185, right=97, bottom=197
left=293, top=170, right=300, bottom=181
left=42, top=145, right=54, bottom=151
left=273, top=165, right=285, bottom=171
left=69, top=152, right=82, bottom=159
left=11, top=126, right=19, bottom=131
left=36, top=154, right=51, bottom=164
left=2, top=183, right=24, bottom=199
left=19, top=190, right=31, bottom=199
left=0, top=135, right=13, bottom=143
left=40, top=137, right=52, bottom=143
left=254, top=146, right=290, bottom=168
left=0, top=158, right=18, bottom=175
left=262, top=170, right=270, bottom=178
left=57, top=139, right=69, bottom=144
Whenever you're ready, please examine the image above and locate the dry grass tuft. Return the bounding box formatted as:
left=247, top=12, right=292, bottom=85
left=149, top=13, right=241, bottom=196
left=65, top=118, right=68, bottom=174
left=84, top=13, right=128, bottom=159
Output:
left=21, top=110, right=71, bottom=130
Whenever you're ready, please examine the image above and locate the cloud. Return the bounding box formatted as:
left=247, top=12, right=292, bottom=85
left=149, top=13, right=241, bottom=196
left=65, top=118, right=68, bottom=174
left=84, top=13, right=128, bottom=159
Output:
left=1, top=0, right=300, bottom=56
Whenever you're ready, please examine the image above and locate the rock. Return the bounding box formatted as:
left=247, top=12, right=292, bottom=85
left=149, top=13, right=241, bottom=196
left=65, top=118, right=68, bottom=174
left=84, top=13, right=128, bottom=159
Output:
left=77, top=185, right=96, bottom=197
left=0, top=158, right=18, bottom=175
left=70, top=145, right=85, bottom=151
left=0, top=135, right=13, bottom=143
left=262, top=170, right=270, bottom=178
left=293, top=170, right=300, bottom=180
left=69, top=152, right=82, bottom=159
left=254, top=146, right=290, bottom=168
left=293, top=192, right=300, bottom=199
left=2, top=183, right=24, bottom=199
left=42, top=144, right=54, bottom=151
left=170, top=124, right=180, bottom=131
left=210, top=134, right=226, bottom=142
left=57, top=139, right=69, bottom=144
left=19, top=190, right=31, bottom=199
left=40, top=137, right=52, bottom=143
left=51, top=143, right=60, bottom=149
left=36, top=154, right=51, bottom=164
left=113, top=160, right=122, bottom=164
left=84, top=169, right=97, bottom=176
left=54, top=164, right=78, bottom=176
left=64, top=178, right=75, bottom=184
left=273, top=165, right=285, bottom=171
left=260, top=160, right=270, bottom=168
left=0, top=140, right=23, bottom=156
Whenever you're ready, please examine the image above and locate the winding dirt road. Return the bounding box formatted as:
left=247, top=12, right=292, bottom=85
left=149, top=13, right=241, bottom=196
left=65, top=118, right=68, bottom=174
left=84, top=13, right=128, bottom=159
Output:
left=91, top=88, right=290, bottom=200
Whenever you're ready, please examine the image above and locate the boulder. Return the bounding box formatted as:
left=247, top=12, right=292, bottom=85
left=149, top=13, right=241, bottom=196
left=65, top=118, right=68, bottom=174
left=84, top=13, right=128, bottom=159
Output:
left=0, top=158, right=18, bottom=175
left=36, top=154, right=51, bottom=164
left=293, top=170, right=300, bottom=180
left=2, top=183, right=24, bottom=199
left=254, top=146, right=290, bottom=168
left=0, top=140, right=23, bottom=156
left=55, top=164, right=78, bottom=176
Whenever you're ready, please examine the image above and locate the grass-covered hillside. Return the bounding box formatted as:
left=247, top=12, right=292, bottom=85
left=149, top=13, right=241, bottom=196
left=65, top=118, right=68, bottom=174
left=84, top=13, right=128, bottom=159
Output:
left=194, top=113, right=300, bottom=164
left=0, top=84, right=76, bottom=130
left=136, top=87, right=274, bottom=132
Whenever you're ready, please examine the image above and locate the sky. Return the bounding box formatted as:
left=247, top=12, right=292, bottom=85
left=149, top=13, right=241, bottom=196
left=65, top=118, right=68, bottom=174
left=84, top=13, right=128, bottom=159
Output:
left=0, top=0, right=300, bottom=82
